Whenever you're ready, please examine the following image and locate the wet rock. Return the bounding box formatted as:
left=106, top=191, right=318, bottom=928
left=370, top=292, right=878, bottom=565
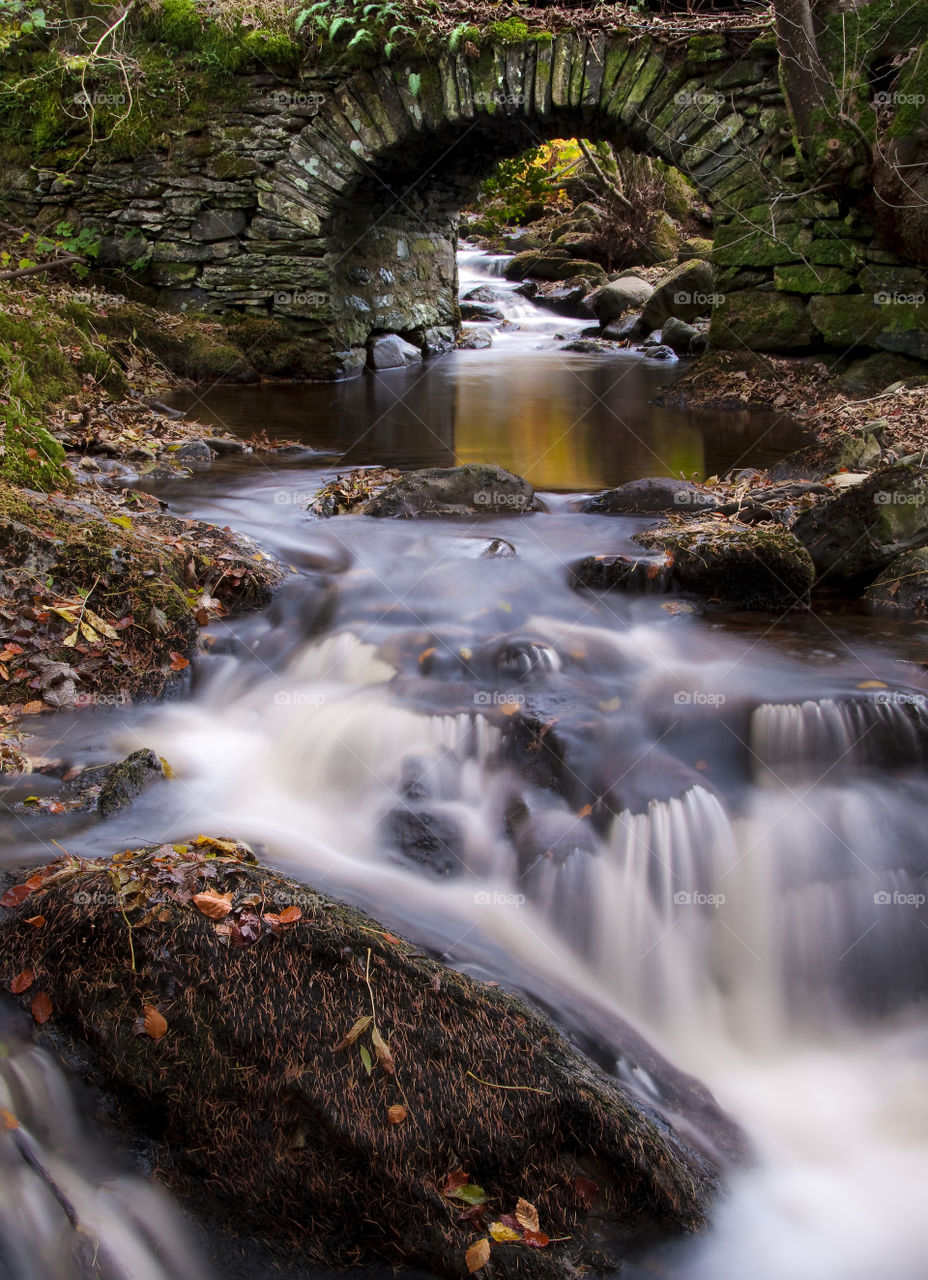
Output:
left=368, top=334, right=423, bottom=370
left=865, top=548, right=928, bottom=614
left=459, top=300, right=505, bottom=322
left=363, top=464, right=534, bottom=519
left=635, top=520, right=815, bottom=609
left=562, top=338, right=616, bottom=353
left=582, top=478, right=720, bottom=515
left=476, top=635, right=561, bottom=681
left=462, top=285, right=504, bottom=304
left=532, top=279, right=597, bottom=317
left=834, top=351, right=928, bottom=398
left=642, top=260, right=716, bottom=330
left=384, top=806, right=463, bottom=876
left=172, top=439, right=213, bottom=468
left=792, top=464, right=928, bottom=587
left=569, top=554, right=673, bottom=592
left=513, top=281, right=538, bottom=299
left=0, top=844, right=736, bottom=1278
left=456, top=327, right=493, bottom=350
left=602, top=312, right=647, bottom=342
left=591, top=277, right=653, bottom=323
left=661, top=317, right=702, bottom=356
left=422, top=325, right=455, bottom=357
left=645, top=345, right=677, bottom=360
left=60, top=749, right=167, bottom=817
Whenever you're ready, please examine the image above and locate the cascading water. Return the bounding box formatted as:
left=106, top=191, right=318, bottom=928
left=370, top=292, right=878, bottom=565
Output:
left=3, top=247, right=927, bottom=1277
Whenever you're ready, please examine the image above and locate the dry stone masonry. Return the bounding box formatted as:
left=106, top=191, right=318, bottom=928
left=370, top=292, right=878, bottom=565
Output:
left=3, top=28, right=925, bottom=377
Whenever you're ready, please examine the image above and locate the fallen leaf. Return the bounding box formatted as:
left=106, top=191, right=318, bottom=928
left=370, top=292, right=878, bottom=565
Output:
left=31, top=991, right=52, bottom=1024
left=0, top=884, right=32, bottom=908
left=515, top=1199, right=539, bottom=1233
left=359, top=1043, right=373, bottom=1075
left=387, top=1104, right=407, bottom=1125
left=522, top=1230, right=550, bottom=1249
left=489, top=1222, right=521, bottom=1243
left=192, top=835, right=240, bottom=854
left=0, top=1107, right=18, bottom=1130
left=465, top=1239, right=491, bottom=1273
left=278, top=905, right=302, bottom=925
left=453, top=1184, right=488, bottom=1206
left=20, top=701, right=44, bottom=715
left=142, top=1005, right=168, bottom=1040
left=371, top=1025, right=395, bottom=1074
left=169, top=652, right=190, bottom=672
left=572, top=1175, right=599, bottom=1208
left=24, top=915, right=45, bottom=929
left=443, top=1171, right=471, bottom=1196
left=334, top=1014, right=373, bottom=1051
left=10, top=968, right=34, bottom=994
left=192, top=890, right=234, bottom=919
left=857, top=680, right=887, bottom=689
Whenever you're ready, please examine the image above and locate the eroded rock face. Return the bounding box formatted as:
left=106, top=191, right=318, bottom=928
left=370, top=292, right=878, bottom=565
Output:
left=363, top=465, right=534, bottom=518
left=0, top=844, right=743, bottom=1279
left=791, top=464, right=928, bottom=587
left=634, top=520, right=815, bottom=610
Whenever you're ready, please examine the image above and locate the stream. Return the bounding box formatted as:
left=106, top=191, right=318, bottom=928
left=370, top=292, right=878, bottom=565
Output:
left=3, top=247, right=928, bottom=1278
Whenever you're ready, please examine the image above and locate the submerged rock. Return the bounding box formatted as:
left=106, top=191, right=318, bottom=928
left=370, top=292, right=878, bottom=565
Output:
left=457, top=327, right=493, bottom=350
left=570, top=553, right=673, bottom=592
left=791, top=463, right=928, bottom=587
left=363, top=465, right=534, bottom=519
left=0, top=843, right=740, bottom=1279
left=634, top=520, right=815, bottom=610
left=68, top=749, right=167, bottom=817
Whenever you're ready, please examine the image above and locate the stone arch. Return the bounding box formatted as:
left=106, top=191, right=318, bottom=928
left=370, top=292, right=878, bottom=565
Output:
left=257, top=31, right=789, bottom=372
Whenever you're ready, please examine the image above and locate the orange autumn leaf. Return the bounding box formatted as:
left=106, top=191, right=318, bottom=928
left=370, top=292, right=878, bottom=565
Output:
left=465, top=1239, right=491, bottom=1274
left=278, top=905, right=302, bottom=925
left=169, top=651, right=190, bottom=672
left=31, top=991, right=52, bottom=1024
left=522, top=1229, right=550, bottom=1248
left=387, top=1104, right=407, bottom=1125
left=20, top=701, right=44, bottom=715
left=10, top=969, right=34, bottom=994
left=0, top=884, right=32, bottom=909
left=192, top=890, right=234, bottom=920
left=143, top=1005, right=168, bottom=1041
left=1, top=1107, right=19, bottom=1130
left=24, top=915, right=45, bottom=929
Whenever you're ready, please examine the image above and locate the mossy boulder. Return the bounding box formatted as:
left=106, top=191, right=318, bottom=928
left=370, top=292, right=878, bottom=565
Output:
left=710, top=289, right=816, bottom=351
left=642, top=261, right=716, bottom=330
left=504, top=253, right=607, bottom=285
left=834, top=352, right=928, bottom=398
left=364, top=465, right=535, bottom=518
left=591, top=277, right=653, bottom=324
left=0, top=843, right=740, bottom=1278
left=792, top=464, right=928, bottom=587
left=678, top=237, right=714, bottom=264
left=865, top=548, right=928, bottom=614
left=633, top=520, right=815, bottom=609
left=808, top=294, right=928, bottom=360
left=774, top=265, right=856, bottom=295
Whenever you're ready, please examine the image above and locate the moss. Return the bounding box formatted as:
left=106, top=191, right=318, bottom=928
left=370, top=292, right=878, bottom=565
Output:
left=774, top=264, right=856, bottom=294
left=686, top=34, right=727, bottom=65
left=488, top=18, right=529, bottom=44
left=710, top=289, right=816, bottom=352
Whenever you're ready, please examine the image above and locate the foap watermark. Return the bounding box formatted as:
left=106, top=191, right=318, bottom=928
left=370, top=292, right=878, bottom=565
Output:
left=269, top=890, right=317, bottom=907
left=674, top=690, right=726, bottom=706
left=673, top=489, right=717, bottom=507
left=270, top=89, right=327, bottom=112
left=274, top=691, right=326, bottom=706
left=72, top=289, right=126, bottom=307
left=74, top=691, right=130, bottom=708
left=473, top=490, right=531, bottom=509
left=73, top=890, right=121, bottom=906
left=474, top=90, right=528, bottom=107
left=674, top=89, right=725, bottom=110
left=874, top=690, right=927, bottom=709
left=474, top=890, right=526, bottom=907
left=474, top=691, right=524, bottom=708
left=873, top=90, right=926, bottom=108
left=274, top=289, right=328, bottom=308
left=874, top=290, right=925, bottom=307
left=674, top=290, right=724, bottom=308
left=873, top=890, right=925, bottom=907
left=73, top=89, right=127, bottom=108
left=873, top=490, right=926, bottom=506
left=273, top=489, right=319, bottom=506
left=673, top=890, right=726, bottom=907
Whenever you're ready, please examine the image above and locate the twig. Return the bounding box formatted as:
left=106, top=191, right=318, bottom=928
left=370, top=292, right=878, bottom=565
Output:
left=0, top=255, right=85, bottom=281
left=466, top=1071, right=551, bottom=1095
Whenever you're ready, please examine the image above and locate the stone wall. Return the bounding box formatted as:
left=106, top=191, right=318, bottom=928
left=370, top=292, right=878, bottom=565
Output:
left=1, top=29, right=924, bottom=376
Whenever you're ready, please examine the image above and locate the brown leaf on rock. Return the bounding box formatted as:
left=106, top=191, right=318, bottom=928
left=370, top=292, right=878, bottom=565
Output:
left=522, top=1229, right=550, bottom=1248
left=24, top=915, right=45, bottom=929
left=371, top=1025, right=395, bottom=1074
left=10, top=968, right=34, bottom=994
left=465, top=1239, right=491, bottom=1274
left=192, top=890, right=234, bottom=920
left=333, top=1014, right=372, bottom=1052
left=0, top=883, right=32, bottom=908
left=31, top=991, right=52, bottom=1024
left=443, top=1171, right=470, bottom=1197
left=142, top=1005, right=168, bottom=1040
left=278, top=905, right=301, bottom=925
left=572, top=1175, right=599, bottom=1208
left=515, top=1199, right=539, bottom=1234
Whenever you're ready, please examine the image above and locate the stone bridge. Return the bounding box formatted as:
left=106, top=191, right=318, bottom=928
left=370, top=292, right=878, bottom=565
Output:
left=6, top=26, right=926, bottom=375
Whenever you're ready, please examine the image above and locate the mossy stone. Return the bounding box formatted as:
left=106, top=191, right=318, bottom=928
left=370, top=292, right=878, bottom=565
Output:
left=710, top=288, right=815, bottom=351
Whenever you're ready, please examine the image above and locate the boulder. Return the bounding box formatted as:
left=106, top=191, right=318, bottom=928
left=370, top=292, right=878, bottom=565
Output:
left=661, top=317, right=702, bottom=356
left=423, top=326, right=455, bottom=357
left=865, top=548, right=928, bottom=614
left=569, top=553, right=673, bottom=592
left=62, top=749, right=167, bottom=818
left=591, top=276, right=653, bottom=324
left=642, top=261, right=717, bottom=330
left=462, top=285, right=504, bottom=304
left=368, top=335, right=423, bottom=370
left=0, top=843, right=740, bottom=1279
left=679, top=237, right=715, bottom=263
left=459, top=301, right=505, bottom=322
left=710, top=289, right=816, bottom=352
left=834, top=351, right=928, bottom=398
left=602, top=312, right=648, bottom=342
left=504, top=252, right=607, bottom=284
left=792, top=463, right=928, bottom=587
left=634, top=521, right=815, bottom=609
left=363, top=464, right=534, bottom=518
left=457, top=327, right=493, bottom=350
left=384, top=806, right=464, bottom=876
left=582, top=478, right=720, bottom=515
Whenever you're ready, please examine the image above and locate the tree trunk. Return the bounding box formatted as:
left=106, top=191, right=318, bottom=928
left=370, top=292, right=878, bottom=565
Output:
left=773, top=0, right=832, bottom=150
